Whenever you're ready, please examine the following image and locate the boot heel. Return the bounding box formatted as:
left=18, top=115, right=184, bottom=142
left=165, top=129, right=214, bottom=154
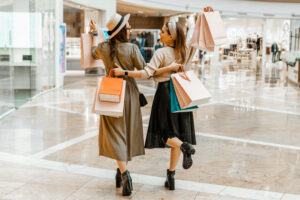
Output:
left=115, top=168, right=122, bottom=188
left=168, top=178, right=175, bottom=190
left=122, top=171, right=133, bottom=196
left=165, top=169, right=175, bottom=190
left=116, top=177, right=122, bottom=188
left=164, top=180, right=169, bottom=188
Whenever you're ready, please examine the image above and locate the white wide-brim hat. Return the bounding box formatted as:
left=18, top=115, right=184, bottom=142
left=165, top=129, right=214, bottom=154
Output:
left=106, top=13, right=130, bottom=39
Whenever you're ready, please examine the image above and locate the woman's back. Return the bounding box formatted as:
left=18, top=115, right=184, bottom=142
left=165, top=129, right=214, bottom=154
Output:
left=94, top=42, right=145, bottom=74
left=93, top=41, right=146, bottom=162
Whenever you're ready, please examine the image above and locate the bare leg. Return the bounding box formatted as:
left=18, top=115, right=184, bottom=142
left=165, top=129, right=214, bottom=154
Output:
left=166, top=137, right=183, bottom=171
left=169, top=147, right=181, bottom=171
left=166, top=137, right=183, bottom=148
left=116, top=160, right=127, bottom=173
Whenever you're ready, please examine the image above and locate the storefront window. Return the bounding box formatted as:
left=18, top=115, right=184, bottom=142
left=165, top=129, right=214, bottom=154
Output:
left=0, top=1, right=14, bottom=117
left=0, top=0, right=56, bottom=116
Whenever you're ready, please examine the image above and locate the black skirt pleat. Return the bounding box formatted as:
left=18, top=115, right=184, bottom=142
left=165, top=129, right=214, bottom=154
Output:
left=145, top=81, right=196, bottom=148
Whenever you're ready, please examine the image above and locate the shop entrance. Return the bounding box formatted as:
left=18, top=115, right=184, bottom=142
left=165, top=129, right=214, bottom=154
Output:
left=194, top=18, right=291, bottom=89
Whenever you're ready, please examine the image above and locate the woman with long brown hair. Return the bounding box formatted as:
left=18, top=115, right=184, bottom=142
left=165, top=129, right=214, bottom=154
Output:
left=89, top=13, right=146, bottom=196
left=114, top=21, right=196, bottom=191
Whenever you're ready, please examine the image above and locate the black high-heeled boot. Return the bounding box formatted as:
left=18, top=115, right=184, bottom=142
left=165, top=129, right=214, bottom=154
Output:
left=121, top=170, right=133, bottom=196
left=115, top=168, right=122, bottom=188
left=180, top=142, right=195, bottom=169
left=164, top=169, right=175, bottom=190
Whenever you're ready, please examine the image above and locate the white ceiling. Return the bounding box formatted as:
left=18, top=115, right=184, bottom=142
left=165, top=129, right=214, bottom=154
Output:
left=242, top=0, right=300, bottom=2
left=117, top=0, right=300, bottom=18
left=117, top=1, right=185, bottom=17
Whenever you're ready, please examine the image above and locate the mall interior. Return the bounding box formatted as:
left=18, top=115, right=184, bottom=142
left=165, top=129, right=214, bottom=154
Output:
left=0, top=0, right=300, bottom=199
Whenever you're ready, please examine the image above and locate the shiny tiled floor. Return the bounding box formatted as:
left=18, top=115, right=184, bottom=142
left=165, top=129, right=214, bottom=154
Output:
left=0, top=65, right=300, bottom=200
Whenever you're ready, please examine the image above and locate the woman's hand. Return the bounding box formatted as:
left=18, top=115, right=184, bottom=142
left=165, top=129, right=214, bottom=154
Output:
left=113, top=68, right=125, bottom=76
left=170, top=62, right=184, bottom=72
left=204, top=6, right=213, bottom=12
left=113, top=63, right=125, bottom=76
left=89, top=19, right=97, bottom=33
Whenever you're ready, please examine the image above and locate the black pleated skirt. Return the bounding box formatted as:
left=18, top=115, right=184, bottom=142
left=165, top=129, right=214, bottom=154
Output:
left=145, top=80, right=196, bottom=148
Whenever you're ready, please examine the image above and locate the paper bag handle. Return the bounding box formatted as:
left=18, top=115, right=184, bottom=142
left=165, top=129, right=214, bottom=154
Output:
left=176, top=66, right=190, bottom=81
left=108, top=69, right=115, bottom=78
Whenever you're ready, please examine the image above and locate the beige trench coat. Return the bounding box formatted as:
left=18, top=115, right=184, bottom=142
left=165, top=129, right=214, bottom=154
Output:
left=93, top=42, right=146, bottom=161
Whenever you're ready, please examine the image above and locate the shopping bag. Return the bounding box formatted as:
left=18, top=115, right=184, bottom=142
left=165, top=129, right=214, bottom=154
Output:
left=171, top=70, right=211, bottom=109
left=204, top=11, right=229, bottom=46
left=190, top=10, right=229, bottom=51
left=99, top=70, right=123, bottom=103
left=170, top=78, right=198, bottom=113
left=92, top=77, right=126, bottom=117
left=80, top=32, right=105, bottom=69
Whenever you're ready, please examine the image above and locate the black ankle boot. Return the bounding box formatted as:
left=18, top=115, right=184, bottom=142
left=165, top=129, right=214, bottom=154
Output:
left=180, top=142, right=195, bottom=169
left=115, top=168, right=122, bottom=188
left=121, top=170, right=133, bottom=196
left=164, top=169, right=175, bottom=190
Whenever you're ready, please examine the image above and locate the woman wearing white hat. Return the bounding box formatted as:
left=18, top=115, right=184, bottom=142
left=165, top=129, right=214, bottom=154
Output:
left=89, top=13, right=145, bottom=196
left=114, top=21, right=196, bottom=191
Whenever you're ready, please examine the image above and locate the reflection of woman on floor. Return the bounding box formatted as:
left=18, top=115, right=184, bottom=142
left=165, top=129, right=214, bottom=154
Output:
left=114, top=21, right=196, bottom=191
left=89, top=13, right=146, bottom=196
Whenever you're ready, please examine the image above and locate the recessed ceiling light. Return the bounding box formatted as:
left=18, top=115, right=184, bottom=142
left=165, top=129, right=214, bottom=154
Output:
left=138, top=11, right=143, bottom=14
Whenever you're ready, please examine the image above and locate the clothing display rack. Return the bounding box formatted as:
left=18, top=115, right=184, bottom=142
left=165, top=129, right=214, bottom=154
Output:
left=130, top=29, right=160, bottom=63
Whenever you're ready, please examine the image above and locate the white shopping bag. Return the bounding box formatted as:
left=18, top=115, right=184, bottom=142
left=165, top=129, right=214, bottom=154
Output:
left=171, top=71, right=211, bottom=109
left=92, top=77, right=126, bottom=117
left=190, top=11, right=229, bottom=51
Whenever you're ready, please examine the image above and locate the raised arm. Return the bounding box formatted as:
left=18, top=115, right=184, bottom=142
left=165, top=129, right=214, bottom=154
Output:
left=89, top=19, right=102, bottom=59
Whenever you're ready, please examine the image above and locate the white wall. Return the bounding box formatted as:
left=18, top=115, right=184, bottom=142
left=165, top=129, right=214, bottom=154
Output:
left=68, top=0, right=116, bottom=25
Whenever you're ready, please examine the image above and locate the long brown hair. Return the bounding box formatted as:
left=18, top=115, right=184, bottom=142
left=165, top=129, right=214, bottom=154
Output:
left=109, top=26, right=128, bottom=59
left=166, top=22, right=186, bottom=64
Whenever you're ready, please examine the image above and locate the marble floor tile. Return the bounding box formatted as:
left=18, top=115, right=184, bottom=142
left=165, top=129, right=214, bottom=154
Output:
left=43, top=134, right=300, bottom=195
left=1, top=67, right=300, bottom=199
left=131, top=185, right=198, bottom=200
left=28, top=170, right=93, bottom=187
left=0, top=163, right=48, bottom=183
left=3, top=183, right=80, bottom=200
left=0, top=181, right=25, bottom=198
left=65, top=177, right=143, bottom=200
left=65, top=187, right=132, bottom=200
